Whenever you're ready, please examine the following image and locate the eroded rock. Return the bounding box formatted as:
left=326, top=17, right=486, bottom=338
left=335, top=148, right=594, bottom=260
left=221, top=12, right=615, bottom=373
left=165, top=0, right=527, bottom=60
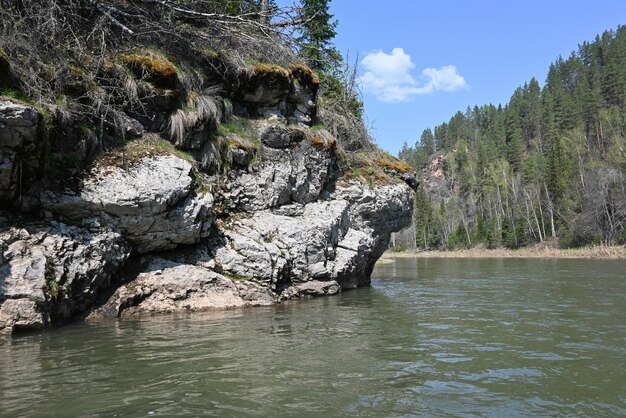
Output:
left=220, top=127, right=337, bottom=213
left=0, top=222, right=129, bottom=335
left=88, top=258, right=275, bottom=318
left=42, top=155, right=213, bottom=253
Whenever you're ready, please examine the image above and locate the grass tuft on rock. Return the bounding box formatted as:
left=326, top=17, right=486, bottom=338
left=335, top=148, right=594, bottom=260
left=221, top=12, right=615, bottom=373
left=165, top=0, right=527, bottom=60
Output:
left=96, top=135, right=195, bottom=170
left=376, top=156, right=413, bottom=174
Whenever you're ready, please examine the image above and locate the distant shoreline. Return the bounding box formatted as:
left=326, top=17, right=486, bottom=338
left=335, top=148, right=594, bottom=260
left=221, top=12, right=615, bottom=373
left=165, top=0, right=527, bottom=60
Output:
left=381, top=245, right=626, bottom=260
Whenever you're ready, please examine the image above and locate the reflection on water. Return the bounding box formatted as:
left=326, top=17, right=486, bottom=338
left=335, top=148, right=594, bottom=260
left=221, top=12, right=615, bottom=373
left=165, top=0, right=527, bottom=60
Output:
left=1, top=258, right=625, bottom=416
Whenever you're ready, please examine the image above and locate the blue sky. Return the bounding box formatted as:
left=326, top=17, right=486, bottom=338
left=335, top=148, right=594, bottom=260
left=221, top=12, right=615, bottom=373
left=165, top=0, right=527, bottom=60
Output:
left=281, top=1, right=626, bottom=154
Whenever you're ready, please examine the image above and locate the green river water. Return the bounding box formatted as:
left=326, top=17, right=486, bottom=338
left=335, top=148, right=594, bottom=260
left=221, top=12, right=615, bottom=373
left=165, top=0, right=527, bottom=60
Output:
left=1, top=257, right=625, bottom=417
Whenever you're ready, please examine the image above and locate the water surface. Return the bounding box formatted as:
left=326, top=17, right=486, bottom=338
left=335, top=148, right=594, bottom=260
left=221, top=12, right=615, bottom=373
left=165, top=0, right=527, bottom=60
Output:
left=1, top=258, right=625, bottom=416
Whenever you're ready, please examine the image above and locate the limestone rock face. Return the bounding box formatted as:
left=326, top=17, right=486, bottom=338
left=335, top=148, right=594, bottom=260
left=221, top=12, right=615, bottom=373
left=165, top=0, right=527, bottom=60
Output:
left=0, top=100, right=42, bottom=203
left=88, top=131, right=415, bottom=321
left=42, top=155, right=213, bottom=253
left=0, top=222, right=129, bottom=335
left=156, top=180, right=413, bottom=299
left=211, top=199, right=351, bottom=284
left=333, top=181, right=415, bottom=287
left=86, top=123, right=414, bottom=321
left=218, top=123, right=337, bottom=213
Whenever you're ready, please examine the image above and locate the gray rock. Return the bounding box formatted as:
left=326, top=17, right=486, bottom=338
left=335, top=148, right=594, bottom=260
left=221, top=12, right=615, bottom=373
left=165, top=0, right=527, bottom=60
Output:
left=42, top=155, right=213, bottom=253
left=296, top=280, right=341, bottom=296
left=205, top=179, right=414, bottom=292
left=258, top=123, right=304, bottom=149
left=232, top=67, right=318, bottom=125
left=0, top=223, right=129, bottom=335
left=88, top=258, right=275, bottom=318
left=0, top=100, right=42, bottom=202
left=210, top=199, right=349, bottom=284
left=118, top=113, right=145, bottom=138
left=221, top=131, right=337, bottom=213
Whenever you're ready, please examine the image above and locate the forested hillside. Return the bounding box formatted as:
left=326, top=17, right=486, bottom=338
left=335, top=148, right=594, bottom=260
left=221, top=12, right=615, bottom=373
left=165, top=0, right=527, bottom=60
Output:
left=399, top=26, right=626, bottom=249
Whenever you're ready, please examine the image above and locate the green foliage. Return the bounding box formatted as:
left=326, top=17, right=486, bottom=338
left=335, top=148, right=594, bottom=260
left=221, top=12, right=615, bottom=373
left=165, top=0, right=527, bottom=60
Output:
left=399, top=26, right=626, bottom=249
left=217, top=117, right=254, bottom=138
left=0, top=88, right=33, bottom=104
left=296, top=0, right=340, bottom=73
left=44, top=257, right=59, bottom=300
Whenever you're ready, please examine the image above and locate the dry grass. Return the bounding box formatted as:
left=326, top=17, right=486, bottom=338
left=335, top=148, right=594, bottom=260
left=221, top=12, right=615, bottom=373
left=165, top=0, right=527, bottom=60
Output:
left=307, top=129, right=336, bottom=150
left=376, top=157, right=413, bottom=174
left=224, top=134, right=257, bottom=153
left=95, top=134, right=195, bottom=170
left=120, top=51, right=178, bottom=89
left=382, top=245, right=626, bottom=260
left=169, top=91, right=221, bottom=145
left=310, top=136, right=335, bottom=150
left=338, top=149, right=411, bottom=187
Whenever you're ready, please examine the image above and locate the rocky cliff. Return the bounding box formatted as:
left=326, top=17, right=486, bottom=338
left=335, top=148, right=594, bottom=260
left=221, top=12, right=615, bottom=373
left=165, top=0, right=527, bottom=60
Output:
left=0, top=75, right=415, bottom=335
left=0, top=4, right=416, bottom=335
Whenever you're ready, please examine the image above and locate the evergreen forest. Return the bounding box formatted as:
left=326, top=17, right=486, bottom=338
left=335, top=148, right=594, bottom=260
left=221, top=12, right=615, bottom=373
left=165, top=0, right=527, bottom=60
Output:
left=399, top=27, right=626, bottom=249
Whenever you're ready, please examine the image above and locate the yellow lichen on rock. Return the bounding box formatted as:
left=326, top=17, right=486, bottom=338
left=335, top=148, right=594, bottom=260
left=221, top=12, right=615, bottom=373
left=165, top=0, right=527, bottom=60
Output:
left=289, top=64, right=320, bottom=85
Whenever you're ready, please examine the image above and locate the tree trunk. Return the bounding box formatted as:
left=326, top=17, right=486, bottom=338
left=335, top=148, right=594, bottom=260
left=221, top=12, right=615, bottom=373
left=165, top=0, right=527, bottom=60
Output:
left=260, top=0, right=269, bottom=24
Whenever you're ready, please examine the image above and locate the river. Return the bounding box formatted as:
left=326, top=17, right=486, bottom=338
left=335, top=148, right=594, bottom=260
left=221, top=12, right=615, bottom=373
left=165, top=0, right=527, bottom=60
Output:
left=1, top=258, right=625, bottom=416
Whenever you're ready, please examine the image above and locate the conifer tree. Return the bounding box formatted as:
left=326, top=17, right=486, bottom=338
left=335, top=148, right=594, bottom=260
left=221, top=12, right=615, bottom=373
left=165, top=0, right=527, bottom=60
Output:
left=296, top=0, right=341, bottom=73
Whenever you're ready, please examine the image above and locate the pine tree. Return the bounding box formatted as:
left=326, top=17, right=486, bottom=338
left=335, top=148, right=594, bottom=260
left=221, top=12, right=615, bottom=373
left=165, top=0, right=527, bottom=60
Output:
left=414, top=189, right=434, bottom=249
left=296, top=0, right=341, bottom=73
left=420, top=128, right=435, bottom=155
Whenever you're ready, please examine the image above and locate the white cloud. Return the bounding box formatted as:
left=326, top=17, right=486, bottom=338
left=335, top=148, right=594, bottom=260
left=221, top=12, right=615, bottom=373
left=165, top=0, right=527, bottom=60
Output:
left=360, top=48, right=468, bottom=102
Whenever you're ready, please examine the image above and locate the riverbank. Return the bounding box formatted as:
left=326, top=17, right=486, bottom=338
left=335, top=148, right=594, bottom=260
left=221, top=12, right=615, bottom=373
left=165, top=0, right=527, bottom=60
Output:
left=381, top=245, right=626, bottom=260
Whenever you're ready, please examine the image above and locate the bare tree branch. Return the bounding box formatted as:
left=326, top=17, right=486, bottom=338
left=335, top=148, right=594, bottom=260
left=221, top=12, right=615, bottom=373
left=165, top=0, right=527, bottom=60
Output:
left=90, top=1, right=135, bottom=35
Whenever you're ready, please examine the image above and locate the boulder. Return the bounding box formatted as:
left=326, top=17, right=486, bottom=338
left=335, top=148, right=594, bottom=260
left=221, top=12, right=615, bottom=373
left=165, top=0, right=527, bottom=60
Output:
left=88, top=258, right=275, bottom=318
left=42, top=155, right=213, bottom=253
